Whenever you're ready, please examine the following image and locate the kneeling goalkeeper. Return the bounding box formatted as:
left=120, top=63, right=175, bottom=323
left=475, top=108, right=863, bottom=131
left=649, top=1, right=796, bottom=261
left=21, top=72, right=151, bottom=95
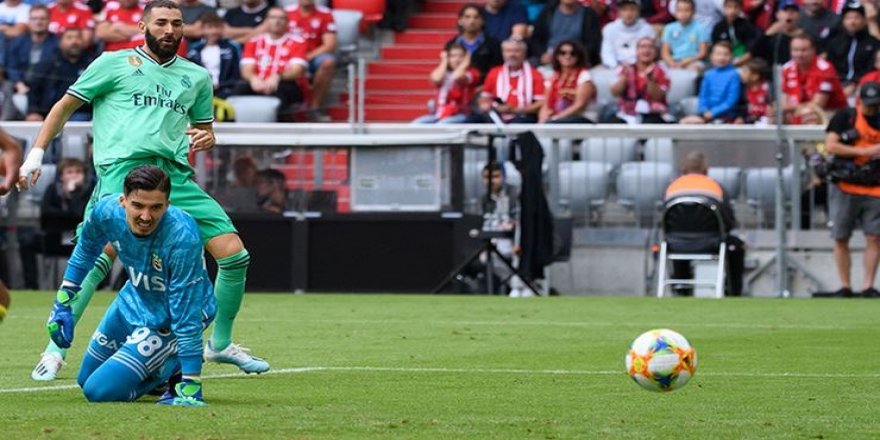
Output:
left=46, top=165, right=215, bottom=406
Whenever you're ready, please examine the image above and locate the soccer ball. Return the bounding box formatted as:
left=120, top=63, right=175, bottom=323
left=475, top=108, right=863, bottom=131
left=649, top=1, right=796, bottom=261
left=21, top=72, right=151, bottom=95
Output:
left=625, top=329, right=697, bottom=392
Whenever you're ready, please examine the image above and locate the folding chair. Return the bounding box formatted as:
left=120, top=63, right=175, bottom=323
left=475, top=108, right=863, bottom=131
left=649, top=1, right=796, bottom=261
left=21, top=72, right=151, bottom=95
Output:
left=655, top=195, right=728, bottom=298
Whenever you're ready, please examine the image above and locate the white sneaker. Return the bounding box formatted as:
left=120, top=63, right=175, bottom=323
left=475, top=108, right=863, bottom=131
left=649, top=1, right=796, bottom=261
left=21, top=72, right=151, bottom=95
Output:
left=509, top=288, right=522, bottom=298
left=204, top=342, right=270, bottom=374
left=31, top=352, right=65, bottom=381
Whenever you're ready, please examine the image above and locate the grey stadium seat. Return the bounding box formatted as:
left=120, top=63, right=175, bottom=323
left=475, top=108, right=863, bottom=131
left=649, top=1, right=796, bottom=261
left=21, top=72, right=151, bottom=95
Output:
left=667, top=68, right=698, bottom=105
left=225, top=96, right=281, bottom=123
left=579, top=137, right=637, bottom=167
left=333, top=9, right=362, bottom=60
left=745, top=166, right=794, bottom=224
left=616, top=161, right=674, bottom=224
left=708, top=166, right=742, bottom=199
left=558, top=160, right=612, bottom=217
left=643, top=138, right=674, bottom=164
left=26, top=164, right=56, bottom=204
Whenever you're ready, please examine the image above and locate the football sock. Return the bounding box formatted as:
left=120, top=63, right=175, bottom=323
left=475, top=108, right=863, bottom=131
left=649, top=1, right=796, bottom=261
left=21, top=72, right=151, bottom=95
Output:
left=211, top=249, right=250, bottom=351
left=44, top=253, right=114, bottom=359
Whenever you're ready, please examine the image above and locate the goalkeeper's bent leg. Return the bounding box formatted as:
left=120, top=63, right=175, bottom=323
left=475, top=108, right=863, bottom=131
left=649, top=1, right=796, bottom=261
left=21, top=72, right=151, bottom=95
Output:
left=44, top=252, right=114, bottom=359
left=210, top=248, right=250, bottom=351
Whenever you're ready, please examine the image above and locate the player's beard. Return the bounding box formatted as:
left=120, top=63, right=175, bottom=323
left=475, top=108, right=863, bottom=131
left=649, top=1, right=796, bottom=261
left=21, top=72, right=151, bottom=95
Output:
left=145, top=29, right=181, bottom=60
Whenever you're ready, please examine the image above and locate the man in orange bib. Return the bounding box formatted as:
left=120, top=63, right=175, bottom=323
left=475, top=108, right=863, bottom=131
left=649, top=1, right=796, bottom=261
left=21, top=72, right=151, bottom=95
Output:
left=663, top=151, right=745, bottom=296
left=823, top=81, right=880, bottom=298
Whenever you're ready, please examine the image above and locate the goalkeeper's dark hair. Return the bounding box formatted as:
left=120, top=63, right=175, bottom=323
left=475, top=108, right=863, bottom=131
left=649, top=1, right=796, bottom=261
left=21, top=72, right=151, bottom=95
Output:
left=144, top=0, right=180, bottom=20
left=124, top=165, right=171, bottom=199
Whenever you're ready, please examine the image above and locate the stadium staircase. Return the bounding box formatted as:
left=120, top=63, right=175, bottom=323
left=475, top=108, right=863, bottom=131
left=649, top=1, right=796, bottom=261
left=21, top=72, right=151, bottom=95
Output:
left=328, top=0, right=466, bottom=122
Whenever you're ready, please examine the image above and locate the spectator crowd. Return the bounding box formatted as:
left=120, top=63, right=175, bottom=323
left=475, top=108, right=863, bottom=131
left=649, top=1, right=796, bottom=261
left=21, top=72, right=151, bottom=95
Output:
left=416, top=0, right=880, bottom=126
left=0, top=0, right=340, bottom=121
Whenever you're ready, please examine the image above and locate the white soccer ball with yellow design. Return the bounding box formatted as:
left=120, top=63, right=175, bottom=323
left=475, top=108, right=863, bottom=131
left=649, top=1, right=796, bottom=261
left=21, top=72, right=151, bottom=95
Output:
left=626, top=329, right=697, bottom=392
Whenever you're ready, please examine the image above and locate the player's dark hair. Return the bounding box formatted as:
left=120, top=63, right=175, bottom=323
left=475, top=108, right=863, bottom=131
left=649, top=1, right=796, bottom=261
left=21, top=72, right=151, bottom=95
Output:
left=143, top=0, right=180, bottom=20
left=124, top=165, right=171, bottom=199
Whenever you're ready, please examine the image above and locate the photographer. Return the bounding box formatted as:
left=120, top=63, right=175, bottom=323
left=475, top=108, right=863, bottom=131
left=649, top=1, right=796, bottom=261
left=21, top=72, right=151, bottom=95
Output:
left=823, top=81, right=880, bottom=298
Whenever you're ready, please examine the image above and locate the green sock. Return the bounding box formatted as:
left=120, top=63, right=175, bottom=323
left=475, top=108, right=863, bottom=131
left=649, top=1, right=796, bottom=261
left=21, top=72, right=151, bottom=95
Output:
left=211, top=249, right=250, bottom=351
left=44, top=253, right=114, bottom=359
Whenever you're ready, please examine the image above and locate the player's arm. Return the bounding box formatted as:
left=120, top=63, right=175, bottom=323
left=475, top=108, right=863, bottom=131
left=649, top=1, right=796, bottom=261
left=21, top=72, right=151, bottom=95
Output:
left=46, top=200, right=111, bottom=348
left=17, top=94, right=84, bottom=190
left=0, top=127, right=22, bottom=196
left=166, top=241, right=212, bottom=403
left=307, top=31, right=336, bottom=59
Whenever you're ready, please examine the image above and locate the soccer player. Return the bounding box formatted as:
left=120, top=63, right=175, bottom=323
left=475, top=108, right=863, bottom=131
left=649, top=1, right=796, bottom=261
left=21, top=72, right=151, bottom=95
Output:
left=49, top=165, right=215, bottom=405
left=19, top=0, right=268, bottom=381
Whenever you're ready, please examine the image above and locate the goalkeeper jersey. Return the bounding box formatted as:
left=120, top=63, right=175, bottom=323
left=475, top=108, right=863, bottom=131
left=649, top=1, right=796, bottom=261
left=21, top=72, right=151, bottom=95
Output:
left=67, top=46, right=215, bottom=169
left=64, top=195, right=215, bottom=373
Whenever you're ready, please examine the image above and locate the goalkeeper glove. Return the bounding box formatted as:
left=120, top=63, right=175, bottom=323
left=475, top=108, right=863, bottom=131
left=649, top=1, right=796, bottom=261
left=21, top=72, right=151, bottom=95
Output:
left=157, top=377, right=206, bottom=407
left=47, top=284, right=79, bottom=348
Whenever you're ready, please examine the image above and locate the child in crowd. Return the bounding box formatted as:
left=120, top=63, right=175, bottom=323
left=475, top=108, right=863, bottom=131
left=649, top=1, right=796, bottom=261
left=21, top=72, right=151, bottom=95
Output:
left=740, top=57, right=773, bottom=124
left=711, top=0, right=760, bottom=67
left=681, top=41, right=741, bottom=123
left=413, top=42, right=480, bottom=124
left=661, top=0, right=710, bottom=71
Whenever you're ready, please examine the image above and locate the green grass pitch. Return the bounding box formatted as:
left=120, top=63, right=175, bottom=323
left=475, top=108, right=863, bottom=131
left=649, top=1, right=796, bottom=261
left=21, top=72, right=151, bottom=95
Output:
left=1, top=292, right=879, bottom=439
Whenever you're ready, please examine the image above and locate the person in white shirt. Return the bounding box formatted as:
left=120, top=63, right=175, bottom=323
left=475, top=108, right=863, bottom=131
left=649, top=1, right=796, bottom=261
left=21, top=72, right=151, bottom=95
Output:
left=600, top=0, right=655, bottom=69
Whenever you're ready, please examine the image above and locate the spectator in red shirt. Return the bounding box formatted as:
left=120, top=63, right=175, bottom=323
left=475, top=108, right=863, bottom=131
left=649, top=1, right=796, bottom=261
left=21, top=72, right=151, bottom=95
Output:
left=781, top=32, right=847, bottom=124
left=413, top=41, right=480, bottom=124
left=48, top=0, right=94, bottom=44
left=539, top=40, right=596, bottom=124
left=286, top=0, right=336, bottom=119
left=605, top=36, right=673, bottom=124
left=740, top=57, right=773, bottom=123
left=471, top=38, right=545, bottom=123
left=234, top=6, right=307, bottom=121
left=95, top=0, right=143, bottom=51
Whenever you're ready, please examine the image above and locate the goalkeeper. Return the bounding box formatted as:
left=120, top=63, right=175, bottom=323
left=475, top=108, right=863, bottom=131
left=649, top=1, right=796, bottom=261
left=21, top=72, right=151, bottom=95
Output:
left=48, top=166, right=214, bottom=405
left=19, top=0, right=267, bottom=381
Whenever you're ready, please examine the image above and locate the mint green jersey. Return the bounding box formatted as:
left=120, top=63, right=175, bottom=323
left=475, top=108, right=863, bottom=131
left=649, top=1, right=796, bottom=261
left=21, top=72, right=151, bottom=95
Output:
left=67, top=46, right=214, bottom=168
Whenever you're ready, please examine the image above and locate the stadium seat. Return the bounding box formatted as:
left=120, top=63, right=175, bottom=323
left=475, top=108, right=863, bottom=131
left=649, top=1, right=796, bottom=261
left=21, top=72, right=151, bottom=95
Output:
left=333, top=9, right=363, bottom=61
left=708, top=166, right=742, bottom=199
left=666, top=68, right=698, bottom=106
left=616, top=161, right=674, bottom=225
left=538, top=137, right=573, bottom=162
left=558, top=160, right=612, bottom=218
left=225, top=96, right=281, bottom=122
left=655, top=195, right=728, bottom=299
left=589, top=67, right=617, bottom=112
left=744, top=166, right=794, bottom=225
left=332, top=0, right=383, bottom=32
left=643, top=138, right=674, bottom=164
left=63, top=133, right=88, bottom=162
left=579, top=137, right=637, bottom=167
left=12, top=93, right=27, bottom=116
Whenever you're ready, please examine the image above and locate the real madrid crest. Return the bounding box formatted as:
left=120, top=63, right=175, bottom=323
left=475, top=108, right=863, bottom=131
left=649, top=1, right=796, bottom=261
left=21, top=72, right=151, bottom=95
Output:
left=181, top=75, right=192, bottom=88
left=128, top=55, right=143, bottom=67
left=151, top=253, right=163, bottom=272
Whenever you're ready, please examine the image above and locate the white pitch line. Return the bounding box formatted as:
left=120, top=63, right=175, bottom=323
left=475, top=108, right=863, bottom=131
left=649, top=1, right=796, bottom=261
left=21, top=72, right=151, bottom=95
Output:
left=3, top=366, right=880, bottom=394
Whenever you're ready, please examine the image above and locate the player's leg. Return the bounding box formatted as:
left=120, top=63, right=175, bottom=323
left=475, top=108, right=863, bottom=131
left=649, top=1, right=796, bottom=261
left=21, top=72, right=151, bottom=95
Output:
left=162, top=160, right=268, bottom=373
left=76, top=300, right=131, bottom=389
left=81, top=327, right=178, bottom=402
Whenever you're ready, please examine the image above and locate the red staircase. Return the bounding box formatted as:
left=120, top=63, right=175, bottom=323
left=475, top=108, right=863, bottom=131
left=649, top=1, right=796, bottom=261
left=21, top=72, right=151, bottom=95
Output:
left=329, top=0, right=465, bottom=122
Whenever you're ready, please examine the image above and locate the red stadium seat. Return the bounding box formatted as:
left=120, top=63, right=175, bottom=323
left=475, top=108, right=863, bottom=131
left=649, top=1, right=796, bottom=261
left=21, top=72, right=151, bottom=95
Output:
left=333, top=0, right=384, bottom=32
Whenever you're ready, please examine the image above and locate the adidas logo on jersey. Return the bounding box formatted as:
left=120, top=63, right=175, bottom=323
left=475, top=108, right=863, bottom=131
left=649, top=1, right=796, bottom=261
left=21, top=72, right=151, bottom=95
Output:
left=132, top=69, right=144, bottom=76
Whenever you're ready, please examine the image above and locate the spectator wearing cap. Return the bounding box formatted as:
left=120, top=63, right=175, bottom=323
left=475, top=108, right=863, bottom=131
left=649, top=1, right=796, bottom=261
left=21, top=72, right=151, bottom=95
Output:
left=781, top=32, right=847, bottom=124
left=750, top=0, right=801, bottom=66
left=711, top=0, right=759, bottom=66
left=821, top=81, right=880, bottom=298
left=600, top=0, right=655, bottom=69
left=825, top=1, right=880, bottom=96
left=482, top=0, right=528, bottom=42
left=531, top=0, right=602, bottom=68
